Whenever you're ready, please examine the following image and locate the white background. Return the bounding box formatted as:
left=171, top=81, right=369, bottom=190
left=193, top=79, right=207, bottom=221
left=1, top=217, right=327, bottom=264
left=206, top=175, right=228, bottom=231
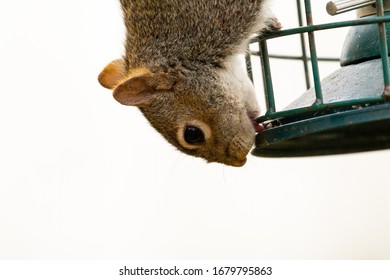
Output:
left=0, top=0, right=389, bottom=260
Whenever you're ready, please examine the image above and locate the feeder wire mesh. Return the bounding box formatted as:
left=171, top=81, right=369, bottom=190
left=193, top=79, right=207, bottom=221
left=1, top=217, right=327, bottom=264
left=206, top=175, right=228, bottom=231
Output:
left=248, top=0, right=390, bottom=157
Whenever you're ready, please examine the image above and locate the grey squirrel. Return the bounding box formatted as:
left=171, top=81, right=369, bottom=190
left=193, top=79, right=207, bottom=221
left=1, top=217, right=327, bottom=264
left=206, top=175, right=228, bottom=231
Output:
left=99, top=0, right=278, bottom=166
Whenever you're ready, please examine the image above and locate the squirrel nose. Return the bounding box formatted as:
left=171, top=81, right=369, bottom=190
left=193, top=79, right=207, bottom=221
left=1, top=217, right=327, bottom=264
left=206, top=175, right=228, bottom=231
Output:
left=225, top=132, right=254, bottom=167
left=225, top=157, right=247, bottom=167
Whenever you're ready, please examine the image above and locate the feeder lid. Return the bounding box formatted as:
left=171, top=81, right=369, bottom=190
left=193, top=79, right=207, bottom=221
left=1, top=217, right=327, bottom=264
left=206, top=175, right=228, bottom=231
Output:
left=287, top=58, right=384, bottom=107
left=340, top=14, right=390, bottom=66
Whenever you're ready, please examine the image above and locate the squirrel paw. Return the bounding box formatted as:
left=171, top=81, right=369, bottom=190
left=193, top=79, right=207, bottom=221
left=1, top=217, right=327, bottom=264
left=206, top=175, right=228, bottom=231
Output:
left=267, top=17, right=282, bottom=31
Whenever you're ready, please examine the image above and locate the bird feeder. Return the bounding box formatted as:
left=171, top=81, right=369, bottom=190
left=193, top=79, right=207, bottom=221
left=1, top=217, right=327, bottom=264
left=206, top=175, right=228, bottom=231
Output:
left=249, top=0, right=390, bottom=157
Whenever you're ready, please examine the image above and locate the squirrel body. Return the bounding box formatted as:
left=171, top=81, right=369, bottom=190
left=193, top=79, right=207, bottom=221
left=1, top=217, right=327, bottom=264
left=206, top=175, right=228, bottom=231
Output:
left=99, top=0, right=274, bottom=166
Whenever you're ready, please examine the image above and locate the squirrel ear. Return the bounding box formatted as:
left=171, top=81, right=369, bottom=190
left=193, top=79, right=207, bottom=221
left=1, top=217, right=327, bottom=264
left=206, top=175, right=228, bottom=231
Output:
left=98, top=59, right=126, bottom=89
left=113, top=72, right=175, bottom=107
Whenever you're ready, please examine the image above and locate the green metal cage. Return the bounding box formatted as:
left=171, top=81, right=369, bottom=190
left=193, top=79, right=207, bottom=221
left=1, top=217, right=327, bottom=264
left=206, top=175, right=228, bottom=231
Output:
left=248, top=0, right=390, bottom=157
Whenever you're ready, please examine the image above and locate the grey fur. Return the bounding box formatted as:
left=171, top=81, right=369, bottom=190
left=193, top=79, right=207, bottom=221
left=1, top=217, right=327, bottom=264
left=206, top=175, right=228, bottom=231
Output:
left=99, top=0, right=273, bottom=166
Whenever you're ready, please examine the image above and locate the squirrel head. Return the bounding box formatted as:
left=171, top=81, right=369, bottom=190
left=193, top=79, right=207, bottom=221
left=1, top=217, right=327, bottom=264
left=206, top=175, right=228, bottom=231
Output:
left=98, top=58, right=257, bottom=167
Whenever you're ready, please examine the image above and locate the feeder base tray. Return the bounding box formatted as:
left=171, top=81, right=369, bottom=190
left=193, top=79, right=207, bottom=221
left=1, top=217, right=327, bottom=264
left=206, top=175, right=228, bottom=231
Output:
left=252, top=102, right=390, bottom=157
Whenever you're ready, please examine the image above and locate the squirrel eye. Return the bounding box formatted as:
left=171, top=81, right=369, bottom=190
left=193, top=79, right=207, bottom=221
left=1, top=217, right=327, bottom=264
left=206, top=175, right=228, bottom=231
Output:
left=184, top=126, right=205, bottom=144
